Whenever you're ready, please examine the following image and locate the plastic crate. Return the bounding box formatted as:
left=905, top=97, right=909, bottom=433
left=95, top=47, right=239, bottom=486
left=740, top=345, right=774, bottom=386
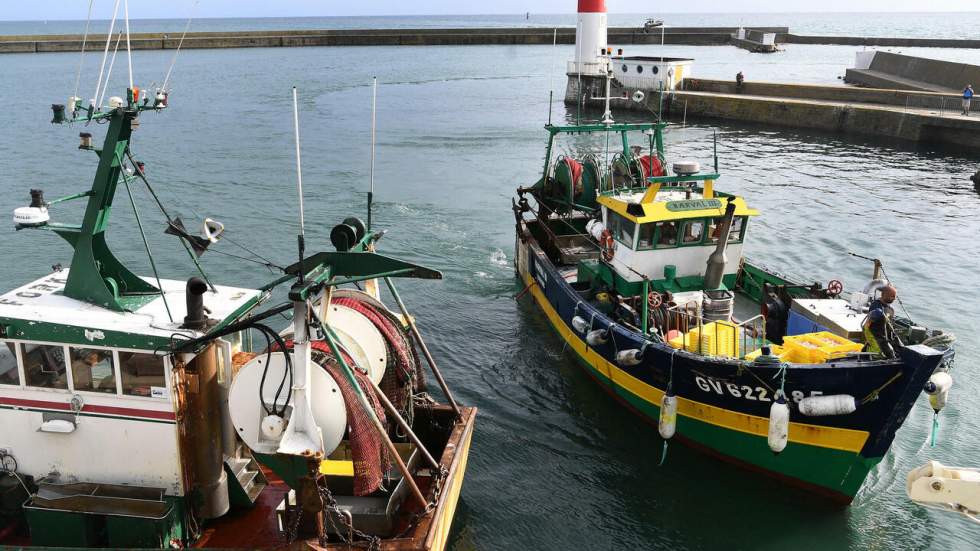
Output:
left=667, top=321, right=739, bottom=358
left=783, top=332, right=863, bottom=364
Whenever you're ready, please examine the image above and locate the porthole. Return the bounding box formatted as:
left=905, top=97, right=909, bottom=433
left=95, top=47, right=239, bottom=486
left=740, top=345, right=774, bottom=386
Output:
left=622, top=64, right=628, bottom=73
left=652, top=65, right=660, bottom=75
left=636, top=65, right=644, bottom=74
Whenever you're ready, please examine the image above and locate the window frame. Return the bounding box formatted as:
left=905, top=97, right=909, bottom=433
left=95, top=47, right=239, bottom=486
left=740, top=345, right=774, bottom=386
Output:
left=19, top=341, right=71, bottom=393
left=679, top=218, right=708, bottom=246
left=0, top=340, right=23, bottom=388
left=68, top=345, right=121, bottom=397
left=0, top=339, right=172, bottom=402
left=117, top=349, right=172, bottom=401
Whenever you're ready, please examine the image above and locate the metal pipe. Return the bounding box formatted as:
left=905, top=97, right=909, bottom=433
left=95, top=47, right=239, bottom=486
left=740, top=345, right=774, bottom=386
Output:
left=703, top=202, right=737, bottom=290
left=383, top=277, right=463, bottom=420
left=369, top=379, right=440, bottom=471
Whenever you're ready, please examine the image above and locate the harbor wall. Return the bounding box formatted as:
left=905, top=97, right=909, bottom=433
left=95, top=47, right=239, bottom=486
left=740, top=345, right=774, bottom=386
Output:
left=0, top=26, right=780, bottom=53
left=683, top=78, right=969, bottom=112
left=845, top=51, right=980, bottom=93
left=781, top=33, right=980, bottom=48
left=664, top=90, right=980, bottom=148
left=4, top=27, right=980, bottom=54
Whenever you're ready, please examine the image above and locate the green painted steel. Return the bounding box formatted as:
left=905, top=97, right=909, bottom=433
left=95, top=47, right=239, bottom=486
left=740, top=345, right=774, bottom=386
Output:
left=253, top=452, right=309, bottom=490
left=0, top=316, right=174, bottom=350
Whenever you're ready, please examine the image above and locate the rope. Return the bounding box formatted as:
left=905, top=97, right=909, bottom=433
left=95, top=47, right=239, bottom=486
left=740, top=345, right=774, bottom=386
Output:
left=125, top=149, right=284, bottom=272
left=72, top=0, right=95, bottom=103
left=772, top=362, right=788, bottom=398
left=93, top=0, right=122, bottom=107
left=162, top=1, right=198, bottom=92
left=858, top=371, right=903, bottom=405
left=117, top=153, right=173, bottom=323
left=930, top=413, right=939, bottom=448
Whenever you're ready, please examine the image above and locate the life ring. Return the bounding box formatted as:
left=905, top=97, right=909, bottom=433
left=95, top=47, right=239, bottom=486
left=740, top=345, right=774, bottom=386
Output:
left=599, top=229, right=615, bottom=262
left=647, top=291, right=663, bottom=310
left=827, top=279, right=844, bottom=297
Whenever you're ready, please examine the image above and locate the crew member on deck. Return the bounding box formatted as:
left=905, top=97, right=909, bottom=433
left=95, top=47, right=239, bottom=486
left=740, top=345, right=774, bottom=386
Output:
left=864, top=284, right=899, bottom=358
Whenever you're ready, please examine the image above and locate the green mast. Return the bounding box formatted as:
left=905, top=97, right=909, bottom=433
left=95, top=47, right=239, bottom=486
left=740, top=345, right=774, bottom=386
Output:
left=30, top=95, right=166, bottom=311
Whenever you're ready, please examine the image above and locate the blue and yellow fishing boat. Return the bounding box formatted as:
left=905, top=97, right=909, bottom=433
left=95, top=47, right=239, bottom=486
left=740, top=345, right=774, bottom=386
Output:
left=511, top=111, right=956, bottom=502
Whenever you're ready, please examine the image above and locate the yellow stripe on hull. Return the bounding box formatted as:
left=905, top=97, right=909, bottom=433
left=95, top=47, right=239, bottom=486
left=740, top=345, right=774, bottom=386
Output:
left=425, top=411, right=475, bottom=551
left=522, top=271, right=870, bottom=454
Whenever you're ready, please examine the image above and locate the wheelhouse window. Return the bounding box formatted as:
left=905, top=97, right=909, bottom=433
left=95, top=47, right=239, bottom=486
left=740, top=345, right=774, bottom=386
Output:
left=682, top=219, right=705, bottom=245
left=0, top=342, right=18, bottom=385
left=637, top=221, right=679, bottom=250
left=605, top=212, right=636, bottom=249
left=70, top=347, right=116, bottom=394
left=729, top=216, right=747, bottom=243
left=21, top=343, right=68, bottom=390
left=119, top=352, right=166, bottom=398
left=705, top=216, right=748, bottom=244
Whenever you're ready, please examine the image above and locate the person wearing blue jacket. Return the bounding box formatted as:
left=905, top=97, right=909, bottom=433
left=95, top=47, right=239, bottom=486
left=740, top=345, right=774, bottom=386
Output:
left=963, top=84, right=974, bottom=116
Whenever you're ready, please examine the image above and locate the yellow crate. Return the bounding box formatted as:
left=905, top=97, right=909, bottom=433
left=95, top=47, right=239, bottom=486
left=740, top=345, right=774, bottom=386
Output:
left=668, top=321, right=739, bottom=358
left=783, top=331, right=863, bottom=363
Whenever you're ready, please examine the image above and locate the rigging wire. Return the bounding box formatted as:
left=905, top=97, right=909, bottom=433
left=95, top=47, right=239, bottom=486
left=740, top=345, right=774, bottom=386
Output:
left=117, top=152, right=174, bottom=322
left=162, top=0, right=197, bottom=92
left=72, top=0, right=95, bottom=103
left=97, top=31, right=123, bottom=109
left=93, top=0, right=122, bottom=108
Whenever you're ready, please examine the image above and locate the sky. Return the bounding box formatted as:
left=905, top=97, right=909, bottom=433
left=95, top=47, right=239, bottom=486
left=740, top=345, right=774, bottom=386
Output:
left=3, top=0, right=978, bottom=21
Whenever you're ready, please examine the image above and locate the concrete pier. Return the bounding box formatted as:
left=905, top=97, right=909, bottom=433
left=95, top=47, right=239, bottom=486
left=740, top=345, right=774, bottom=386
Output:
left=668, top=79, right=980, bottom=148
left=845, top=51, right=980, bottom=94
left=0, top=26, right=787, bottom=54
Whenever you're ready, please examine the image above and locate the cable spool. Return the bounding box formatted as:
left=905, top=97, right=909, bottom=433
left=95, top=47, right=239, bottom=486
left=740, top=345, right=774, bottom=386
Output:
left=330, top=217, right=367, bottom=251
left=228, top=352, right=347, bottom=455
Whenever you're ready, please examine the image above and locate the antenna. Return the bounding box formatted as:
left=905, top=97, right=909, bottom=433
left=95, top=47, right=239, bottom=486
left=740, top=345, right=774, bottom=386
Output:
left=292, top=86, right=306, bottom=282
left=368, top=76, right=377, bottom=231
left=548, top=28, right=557, bottom=126
left=124, top=0, right=133, bottom=92
left=93, top=0, right=122, bottom=108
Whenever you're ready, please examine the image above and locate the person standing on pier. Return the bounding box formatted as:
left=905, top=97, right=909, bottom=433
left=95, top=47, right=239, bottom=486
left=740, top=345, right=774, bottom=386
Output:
left=963, top=84, right=974, bottom=116
left=736, top=71, right=745, bottom=93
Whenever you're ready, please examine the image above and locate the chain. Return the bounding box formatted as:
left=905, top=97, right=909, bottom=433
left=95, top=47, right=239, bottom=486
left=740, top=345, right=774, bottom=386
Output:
left=318, top=483, right=382, bottom=551
left=286, top=500, right=304, bottom=544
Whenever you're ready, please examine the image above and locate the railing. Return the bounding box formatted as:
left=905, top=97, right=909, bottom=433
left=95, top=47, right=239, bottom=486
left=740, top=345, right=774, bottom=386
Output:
left=901, top=93, right=979, bottom=117
left=663, top=301, right=767, bottom=360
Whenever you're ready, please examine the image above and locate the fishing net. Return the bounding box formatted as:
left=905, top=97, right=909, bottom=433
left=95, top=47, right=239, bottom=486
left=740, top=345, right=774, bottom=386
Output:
left=272, top=339, right=389, bottom=496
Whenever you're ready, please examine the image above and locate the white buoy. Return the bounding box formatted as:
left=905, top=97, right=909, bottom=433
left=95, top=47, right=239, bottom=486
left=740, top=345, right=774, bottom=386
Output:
left=925, top=371, right=953, bottom=412
left=768, top=397, right=790, bottom=454
left=659, top=393, right=677, bottom=439
left=798, top=394, right=857, bottom=417
left=616, top=349, right=643, bottom=366
left=586, top=328, right=608, bottom=346
left=571, top=315, right=590, bottom=333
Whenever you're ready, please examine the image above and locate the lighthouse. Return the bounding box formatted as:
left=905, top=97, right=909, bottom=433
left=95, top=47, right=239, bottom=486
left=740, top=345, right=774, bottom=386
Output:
left=565, top=0, right=609, bottom=106
left=571, top=0, right=608, bottom=76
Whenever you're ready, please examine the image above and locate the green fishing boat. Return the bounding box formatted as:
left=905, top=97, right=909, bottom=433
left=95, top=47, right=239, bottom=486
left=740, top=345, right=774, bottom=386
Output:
left=512, top=76, right=956, bottom=502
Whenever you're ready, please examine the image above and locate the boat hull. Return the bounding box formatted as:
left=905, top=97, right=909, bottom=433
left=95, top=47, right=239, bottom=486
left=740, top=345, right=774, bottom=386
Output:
left=516, top=223, right=944, bottom=502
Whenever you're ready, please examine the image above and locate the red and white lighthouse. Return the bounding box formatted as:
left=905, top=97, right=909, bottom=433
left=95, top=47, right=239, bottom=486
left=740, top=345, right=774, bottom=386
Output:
left=571, top=0, right=608, bottom=76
